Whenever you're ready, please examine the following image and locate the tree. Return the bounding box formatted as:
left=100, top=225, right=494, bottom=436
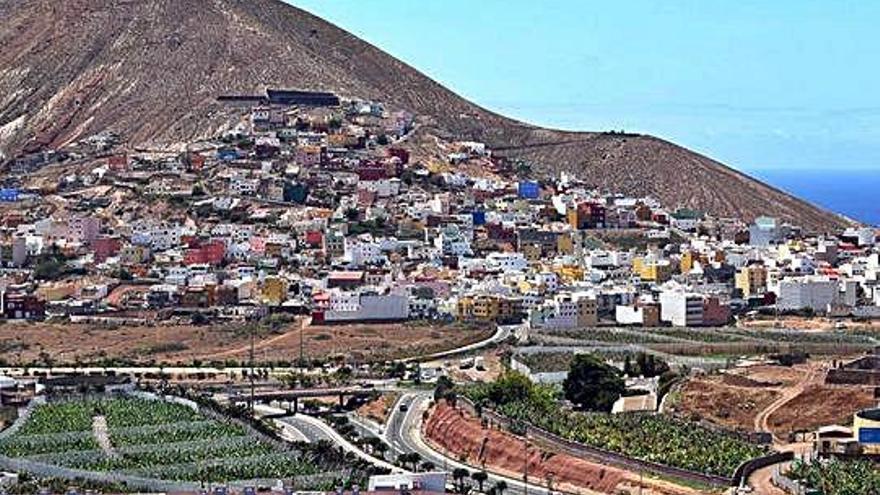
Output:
left=434, top=375, right=455, bottom=401
left=623, top=355, right=634, bottom=376
left=493, top=480, right=507, bottom=495
left=452, top=468, right=470, bottom=494
left=34, top=258, right=64, bottom=280
left=390, top=361, right=408, bottom=379
left=420, top=461, right=435, bottom=472
left=398, top=452, right=421, bottom=471
left=562, top=354, right=625, bottom=412
left=487, top=371, right=533, bottom=406
left=471, top=471, right=488, bottom=493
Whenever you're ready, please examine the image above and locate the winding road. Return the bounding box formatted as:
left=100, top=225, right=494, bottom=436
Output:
left=275, top=411, right=403, bottom=473
left=384, top=392, right=549, bottom=495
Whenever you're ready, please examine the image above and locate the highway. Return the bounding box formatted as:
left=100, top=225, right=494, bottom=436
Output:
left=275, top=412, right=404, bottom=473
left=384, top=392, right=550, bottom=495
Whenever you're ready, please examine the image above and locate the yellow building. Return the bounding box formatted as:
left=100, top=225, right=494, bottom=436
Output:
left=426, top=161, right=450, bottom=174
left=261, top=276, right=288, bottom=306
left=735, top=265, right=768, bottom=297
left=680, top=251, right=695, bottom=273
left=472, top=295, right=499, bottom=321
left=557, top=232, right=575, bottom=255
left=554, top=264, right=584, bottom=284
left=458, top=294, right=522, bottom=323
left=457, top=296, right=475, bottom=320
left=853, top=409, right=880, bottom=455
left=521, top=244, right=543, bottom=263
left=632, top=257, right=673, bottom=282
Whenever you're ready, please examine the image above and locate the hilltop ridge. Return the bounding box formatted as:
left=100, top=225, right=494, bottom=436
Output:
left=0, top=0, right=848, bottom=231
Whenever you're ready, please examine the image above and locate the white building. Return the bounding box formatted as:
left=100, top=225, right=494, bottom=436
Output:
left=343, top=238, right=386, bottom=266
left=132, top=222, right=188, bottom=252
left=324, top=292, right=409, bottom=322
left=659, top=290, right=704, bottom=327
left=777, top=276, right=842, bottom=313
left=164, top=266, right=189, bottom=286
left=616, top=305, right=647, bottom=325
left=749, top=216, right=787, bottom=247
left=230, top=176, right=259, bottom=196
left=487, top=252, right=528, bottom=272
left=530, top=294, right=578, bottom=330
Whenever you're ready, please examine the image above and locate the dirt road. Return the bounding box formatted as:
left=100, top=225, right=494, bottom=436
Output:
left=753, top=363, right=826, bottom=444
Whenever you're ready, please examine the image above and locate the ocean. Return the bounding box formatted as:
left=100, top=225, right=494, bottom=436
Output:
left=750, top=169, right=880, bottom=227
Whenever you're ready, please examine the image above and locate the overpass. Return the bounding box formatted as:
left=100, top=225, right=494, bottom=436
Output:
left=228, top=387, right=386, bottom=413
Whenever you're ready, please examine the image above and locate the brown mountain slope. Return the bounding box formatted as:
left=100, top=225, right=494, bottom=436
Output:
left=0, top=0, right=847, bottom=231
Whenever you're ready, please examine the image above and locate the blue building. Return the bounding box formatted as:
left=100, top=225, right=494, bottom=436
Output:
left=0, top=188, right=20, bottom=202
left=217, top=149, right=239, bottom=161
left=472, top=211, right=487, bottom=226
left=518, top=181, right=540, bottom=199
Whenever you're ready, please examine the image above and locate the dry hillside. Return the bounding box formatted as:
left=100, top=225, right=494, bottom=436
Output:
left=0, top=0, right=848, bottom=231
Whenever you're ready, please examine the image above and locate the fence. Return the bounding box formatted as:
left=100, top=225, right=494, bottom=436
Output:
left=731, top=451, right=793, bottom=487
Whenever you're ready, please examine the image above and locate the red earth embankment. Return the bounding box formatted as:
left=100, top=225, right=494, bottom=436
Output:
left=423, top=403, right=701, bottom=495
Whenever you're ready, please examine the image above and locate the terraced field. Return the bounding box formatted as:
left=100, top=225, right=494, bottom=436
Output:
left=530, top=326, right=880, bottom=362
left=0, top=396, right=345, bottom=486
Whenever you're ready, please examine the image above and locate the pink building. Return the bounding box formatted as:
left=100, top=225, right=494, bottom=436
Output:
left=67, top=216, right=101, bottom=245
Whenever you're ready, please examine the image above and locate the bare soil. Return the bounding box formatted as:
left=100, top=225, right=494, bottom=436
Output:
left=674, top=376, right=780, bottom=432
left=765, top=384, right=876, bottom=435
left=356, top=393, right=399, bottom=425
left=0, top=320, right=492, bottom=365
left=740, top=316, right=880, bottom=332
left=674, top=362, right=876, bottom=439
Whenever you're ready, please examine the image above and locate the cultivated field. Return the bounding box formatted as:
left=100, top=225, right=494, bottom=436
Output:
left=463, top=382, right=766, bottom=478
left=528, top=326, right=879, bottom=370
left=0, top=320, right=493, bottom=366
left=0, top=396, right=346, bottom=486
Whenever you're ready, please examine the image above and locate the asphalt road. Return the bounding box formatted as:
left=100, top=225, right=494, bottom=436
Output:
left=276, top=413, right=402, bottom=473
left=385, top=392, right=550, bottom=495
left=400, top=324, right=519, bottom=363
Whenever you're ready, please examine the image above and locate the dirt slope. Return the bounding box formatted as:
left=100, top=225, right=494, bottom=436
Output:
left=0, top=0, right=848, bottom=231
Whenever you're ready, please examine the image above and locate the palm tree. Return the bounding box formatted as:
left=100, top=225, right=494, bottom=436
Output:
left=493, top=480, right=507, bottom=495
left=420, top=461, right=436, bottom=472
left=452, top=468, right=470, bottom=494
left=398, top=452, right=421, bottom=471
left=471, top=471, right=488, bottom=493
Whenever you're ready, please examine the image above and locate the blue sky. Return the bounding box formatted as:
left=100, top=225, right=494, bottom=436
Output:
left=289, top=0, right=879, bottom=172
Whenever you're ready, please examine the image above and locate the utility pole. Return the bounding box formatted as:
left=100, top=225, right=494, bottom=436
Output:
left=249, top=322, right=256, bottom=412
left=299, top=317, right=305, bottom=366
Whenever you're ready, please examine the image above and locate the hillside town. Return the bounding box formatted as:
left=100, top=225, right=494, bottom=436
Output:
left=2, top=91, right=880, bottom=495
left=1, top=90, right=879, bottom=334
